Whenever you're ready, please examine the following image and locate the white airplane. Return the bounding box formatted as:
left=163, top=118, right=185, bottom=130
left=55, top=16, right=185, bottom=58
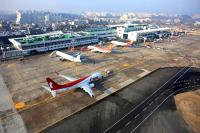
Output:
left=42, top=72, right=103, bottom=97
left=50, top=51, right=81, bottom=62
left=88, top=45, right=112, bottom=53
left=111, top=41, right=133, bottom=47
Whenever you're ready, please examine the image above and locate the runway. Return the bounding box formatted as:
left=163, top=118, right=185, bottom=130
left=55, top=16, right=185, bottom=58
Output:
left=104, top=66, right=200, bottom=133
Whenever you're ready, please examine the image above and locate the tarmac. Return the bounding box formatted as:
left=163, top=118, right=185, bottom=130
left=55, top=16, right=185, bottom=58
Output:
left=43, top=67, right=194, bottom=133
left=0, top=34, right=199, bottom=132
left=0, top=74, right=13, bottom=112
left=0, top=74, right=27, bottom=133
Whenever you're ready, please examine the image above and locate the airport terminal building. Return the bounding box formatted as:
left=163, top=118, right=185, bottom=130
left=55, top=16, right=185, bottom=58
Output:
left=7, top=24, right=171, bottom=57
left=9, top=31, right=98, bottom=55
left=8, top=28, right=117, bottom=56
left=123, top=27, right=171, bottom=42
left=108, top=24, right=171, bottom=42
left=80, top=28, right=117, bottom=40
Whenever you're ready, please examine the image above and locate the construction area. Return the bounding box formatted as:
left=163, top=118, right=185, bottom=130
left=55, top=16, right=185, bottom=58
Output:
left=0, top=33, right=200, bottom=133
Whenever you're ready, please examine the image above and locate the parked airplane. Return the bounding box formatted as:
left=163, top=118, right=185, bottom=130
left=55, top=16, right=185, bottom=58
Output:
left=42, top=72, right=103, bottom=97
left=111, top=40, right=133, bottom=47
left=88, top=45, right=112, bottom=53
left=50, top=50, right=81, bottom=62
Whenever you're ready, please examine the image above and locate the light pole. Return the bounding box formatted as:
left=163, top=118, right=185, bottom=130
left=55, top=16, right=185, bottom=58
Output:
left=1, top=46, right=5, bottom=60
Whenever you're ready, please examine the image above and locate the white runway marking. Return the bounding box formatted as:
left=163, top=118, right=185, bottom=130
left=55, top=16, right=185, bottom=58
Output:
left=149, top=101, right=154, bottom=105
left=142, top=107, right=147, bottom=111
left=125, top=121, right=131, bottom=127
left=134, top=114, right=140, bottom=119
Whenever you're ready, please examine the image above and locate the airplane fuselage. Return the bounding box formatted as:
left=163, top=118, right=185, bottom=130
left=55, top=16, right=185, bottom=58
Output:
left=44, top=72, right=103, bottom=97
left=54, top=51, right=81, bottom=62
left=111, top=41, right=132, bottom=47
left=88, top=46, right=111, bottom=53
left=55, top=76, right=91, bottom=94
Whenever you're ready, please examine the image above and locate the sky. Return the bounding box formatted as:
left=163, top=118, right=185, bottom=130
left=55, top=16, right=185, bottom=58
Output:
left=1, top=0, right=200, bottom=15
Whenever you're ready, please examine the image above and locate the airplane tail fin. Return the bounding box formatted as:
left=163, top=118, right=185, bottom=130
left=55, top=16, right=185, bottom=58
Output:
left=128, top=40, right=133, bottom=45
left=46, top=77, right=61, bottom=91
left=76, top=54, right=81, bottom=60
left=108, top=44, right=113, bottom=50
left=49, top=51, right=56, bottom=57
left=74, top=54, right=81, bottom=62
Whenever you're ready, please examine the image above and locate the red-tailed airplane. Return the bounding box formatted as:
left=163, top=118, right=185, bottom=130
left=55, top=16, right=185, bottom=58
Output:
left=88, top=45, right=112, bottom=53
left=111, top=40, right=133, bottom=47
left=42, top=72, right=103, bottom=97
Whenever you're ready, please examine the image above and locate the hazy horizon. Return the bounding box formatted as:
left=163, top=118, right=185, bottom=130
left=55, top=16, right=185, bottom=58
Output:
left=1, top=0, right=200, bottom=15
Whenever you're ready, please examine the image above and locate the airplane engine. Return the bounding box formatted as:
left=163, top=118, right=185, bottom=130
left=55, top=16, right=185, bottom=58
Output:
left=89, top=83, right=95, bottom=88
left=59, top=57, right=65, bottom=61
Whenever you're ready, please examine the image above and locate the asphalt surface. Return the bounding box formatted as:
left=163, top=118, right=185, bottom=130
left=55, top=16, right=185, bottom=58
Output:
left=104, top=66, right=200, bottom=133
left=42, top=67, right=200, bottom=133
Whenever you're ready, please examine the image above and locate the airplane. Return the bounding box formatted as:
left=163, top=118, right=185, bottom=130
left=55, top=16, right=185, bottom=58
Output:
left=110, top=40, right=133, bottom=47
left=41, top=72, right=103, bottom=97
left=87, top=45, right=112, bottom=53
left=50, top=50, right=81, bottom=62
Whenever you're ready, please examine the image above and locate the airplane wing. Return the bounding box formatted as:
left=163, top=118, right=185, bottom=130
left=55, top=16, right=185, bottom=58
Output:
left=41, top=85, right=56, bottom=97
left=81, top=84, right=94, bottom=97
left=57, top=73, right=77, bottom=81
left=91, top=49, right=97, bottom=52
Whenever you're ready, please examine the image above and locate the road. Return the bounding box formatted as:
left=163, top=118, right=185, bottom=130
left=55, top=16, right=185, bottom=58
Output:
left=104, top=66, right=200, bottom=133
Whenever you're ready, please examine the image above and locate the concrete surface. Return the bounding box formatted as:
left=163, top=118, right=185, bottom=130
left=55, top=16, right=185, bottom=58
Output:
left=0, top=74, right=27, bottom=133
left=0, top=34, right=199, bottom=132
left=42, top=68, right=188, bottom=133
left=0, top=74, right=13, bottom=112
